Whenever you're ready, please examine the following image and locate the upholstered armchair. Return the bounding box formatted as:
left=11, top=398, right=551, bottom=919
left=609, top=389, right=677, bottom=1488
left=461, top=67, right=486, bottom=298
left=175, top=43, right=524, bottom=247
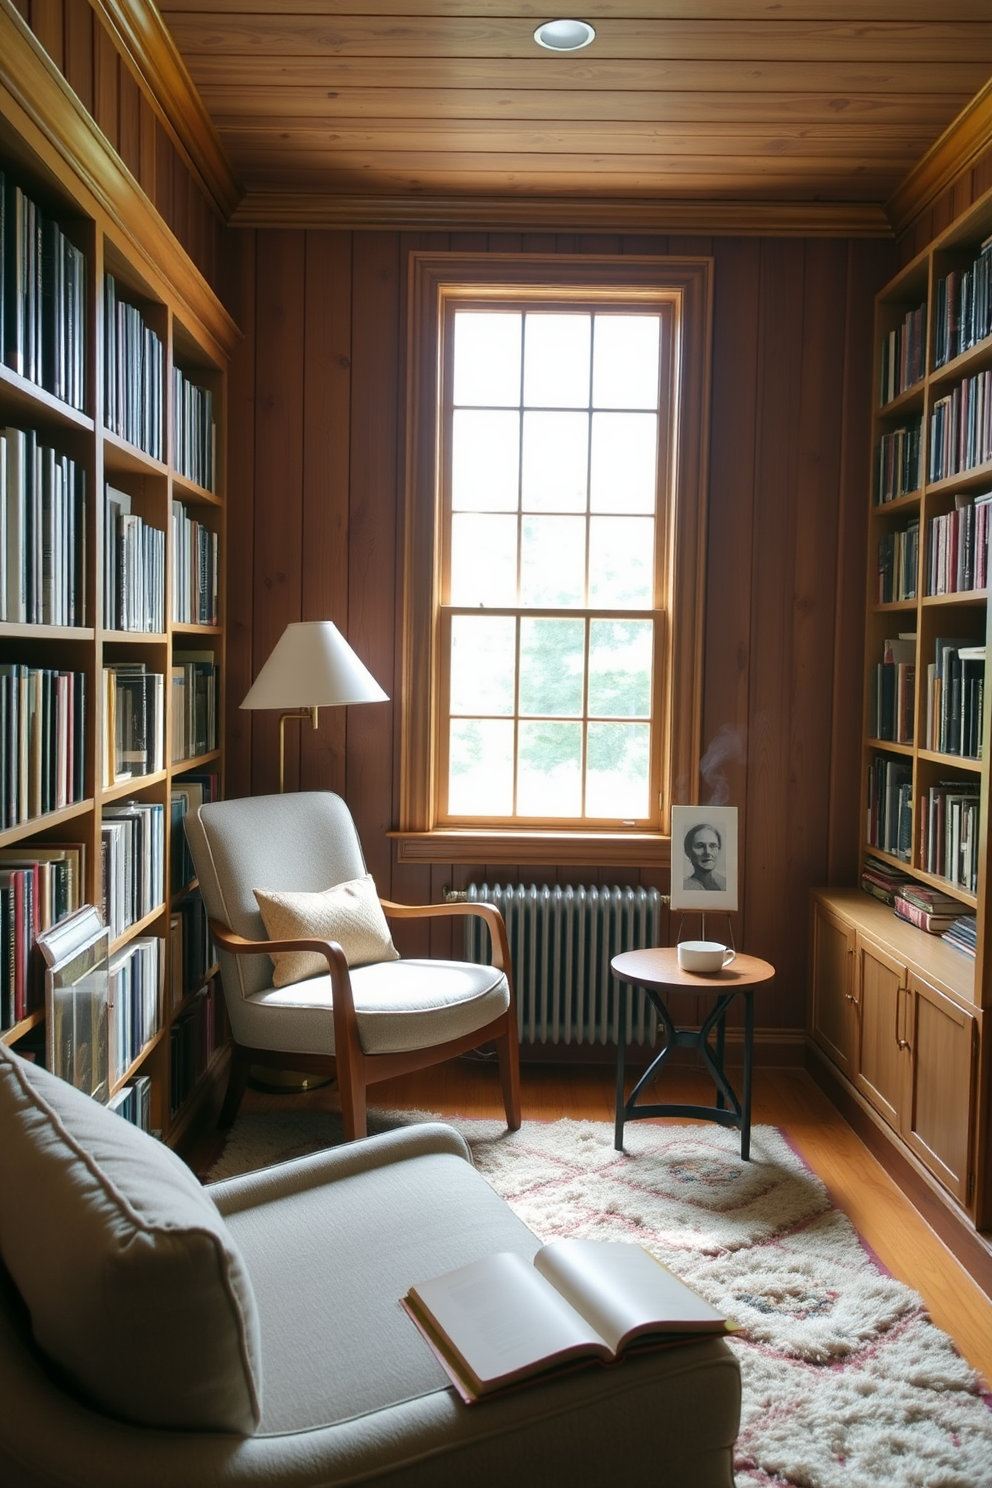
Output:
left=184, top=791, right=521, bottom=1139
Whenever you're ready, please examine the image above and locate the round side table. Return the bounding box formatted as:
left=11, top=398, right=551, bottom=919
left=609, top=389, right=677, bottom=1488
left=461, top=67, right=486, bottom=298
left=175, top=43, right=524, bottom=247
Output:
left=611, top=947, right=775, bottom=1160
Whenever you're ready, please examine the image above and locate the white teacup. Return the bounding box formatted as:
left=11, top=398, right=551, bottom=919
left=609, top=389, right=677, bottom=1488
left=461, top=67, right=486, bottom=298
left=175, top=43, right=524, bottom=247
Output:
left=677, top=940, right=736, bottom=974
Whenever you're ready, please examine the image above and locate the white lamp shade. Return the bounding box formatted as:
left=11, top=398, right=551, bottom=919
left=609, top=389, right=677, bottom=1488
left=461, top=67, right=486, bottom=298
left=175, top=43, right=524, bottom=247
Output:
left=240, top=621, right=388, bottom=710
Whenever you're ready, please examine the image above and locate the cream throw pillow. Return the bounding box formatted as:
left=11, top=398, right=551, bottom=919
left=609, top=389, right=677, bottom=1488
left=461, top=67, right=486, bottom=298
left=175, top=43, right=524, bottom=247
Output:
left=254, top=873, right=400, bottom=986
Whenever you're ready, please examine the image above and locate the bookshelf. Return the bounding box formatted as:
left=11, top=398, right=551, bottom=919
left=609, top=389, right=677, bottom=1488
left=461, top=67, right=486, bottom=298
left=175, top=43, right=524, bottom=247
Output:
left=811, top=194, right=992, bottom=1249
left=0, top=58, right=234, bottom=1150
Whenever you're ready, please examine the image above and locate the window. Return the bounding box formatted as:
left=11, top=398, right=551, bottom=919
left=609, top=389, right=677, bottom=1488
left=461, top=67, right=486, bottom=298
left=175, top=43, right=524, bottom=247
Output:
left=398, top=255, right=712, bottom=865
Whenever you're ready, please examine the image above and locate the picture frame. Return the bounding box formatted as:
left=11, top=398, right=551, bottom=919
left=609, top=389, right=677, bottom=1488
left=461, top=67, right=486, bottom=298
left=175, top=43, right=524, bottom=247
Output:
left=670, top=806, right=739, bottom=913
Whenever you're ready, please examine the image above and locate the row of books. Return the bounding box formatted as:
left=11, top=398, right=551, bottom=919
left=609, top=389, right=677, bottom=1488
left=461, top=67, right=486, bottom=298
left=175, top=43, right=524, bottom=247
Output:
left=0, top=842, right=85, bottom=1028
left=109, top=934, right=162, bottom=1084
left=103, top=664, right=165, bottom=786
left=107, top=1072, right=152, bottom=1132
left=943, top=914, right=978, bottom=957
left=170, top=978, right=218, bottom=1116
left=101, top=800, right=165, bottom=942
left=1, top=426, right=87, bottom=626
left=869, top=637, right=914, bottom=744
left=877, top=520, right=918, bottom=603
left=104, top=485, right=166, bottom=632
left=171, top=654, right=218, bottom=763
left=2, top=173, right=86, bottom=410
left=860, top=854, right=910, bottom=906
left=104, top=273, right=164, bottom=461
left=172, top=501, right=220, bottom=626
left=879, top=301, right=926, bottom=405
left=933, top=240, right=992, bottom=368
left=875, top=420, right=921, bottom=504
left=171, top=893, right=214, bottom=1008
left=924, top=639, right=985, bottom=759
left=169, top=773, right=218, bottom=894
left=0, top=665, right=86, bottom=828
left=920, top=780, right=980, bottom=892
left=866, top=755, right=912, bottom=861
left=173, top=368, right=216, bottom=493
left=929, top=369, right=992, bottom=483
left=924, top=491, right=992, bottom=596
left=894, top=881, right=969, bottom=935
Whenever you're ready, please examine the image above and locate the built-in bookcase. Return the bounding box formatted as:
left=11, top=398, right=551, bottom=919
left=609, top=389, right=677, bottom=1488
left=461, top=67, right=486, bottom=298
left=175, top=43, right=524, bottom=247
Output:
left=0, top=80, right=233, bottom=1149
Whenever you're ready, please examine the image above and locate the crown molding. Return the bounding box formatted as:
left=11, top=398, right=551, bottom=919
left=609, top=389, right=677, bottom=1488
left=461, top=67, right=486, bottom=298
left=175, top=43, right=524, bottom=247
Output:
left=0, top=0, right=238, bottom=355
left=230, top=191, right=892, bottom=239
left=90, top=0, right=242, bottom=220
left=886, top=76, right=992, bottom=239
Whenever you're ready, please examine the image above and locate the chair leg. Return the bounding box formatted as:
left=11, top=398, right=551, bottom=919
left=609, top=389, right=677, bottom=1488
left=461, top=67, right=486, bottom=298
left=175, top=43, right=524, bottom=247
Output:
left=337, top=1056, right=368, bottom=1142
left=495, top=1024, right=522, bottom=1131
left=218, top=1048, right=250, bottom=1130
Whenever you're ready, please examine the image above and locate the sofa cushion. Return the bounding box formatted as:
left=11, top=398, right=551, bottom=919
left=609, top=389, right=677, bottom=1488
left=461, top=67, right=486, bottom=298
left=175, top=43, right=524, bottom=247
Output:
left=254, top=873, right=400, bottom=986
left=0, top=1046, right=262, bottom=1434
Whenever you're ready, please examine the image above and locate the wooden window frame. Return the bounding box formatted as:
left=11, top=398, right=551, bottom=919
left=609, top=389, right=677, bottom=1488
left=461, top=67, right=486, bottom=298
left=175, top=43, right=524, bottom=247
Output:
left=394, top=253, right=713, bottom=867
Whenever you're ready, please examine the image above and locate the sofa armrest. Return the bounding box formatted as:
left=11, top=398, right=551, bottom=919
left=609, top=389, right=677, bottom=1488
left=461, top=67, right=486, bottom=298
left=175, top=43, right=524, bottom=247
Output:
left=206, top=1122, right=474, bottom=1216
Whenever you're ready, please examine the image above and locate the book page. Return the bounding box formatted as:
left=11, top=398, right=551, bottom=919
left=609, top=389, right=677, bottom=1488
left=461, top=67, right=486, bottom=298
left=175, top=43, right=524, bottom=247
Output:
left=407, top=1250, right=610, bottom=1392
left=534, top=1239, right=727, bottom=1355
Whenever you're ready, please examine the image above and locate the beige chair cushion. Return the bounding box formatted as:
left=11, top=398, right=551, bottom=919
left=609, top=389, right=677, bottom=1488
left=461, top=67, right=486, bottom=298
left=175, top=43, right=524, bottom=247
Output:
left=0, top=1047, right=262, bottom=1435
left=254, top=873, right=400, bottom=986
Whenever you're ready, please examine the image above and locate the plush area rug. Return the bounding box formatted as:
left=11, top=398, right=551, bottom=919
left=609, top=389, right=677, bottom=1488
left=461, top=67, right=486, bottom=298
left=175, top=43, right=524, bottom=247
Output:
left=206, top=1113, right=992, bottom=1488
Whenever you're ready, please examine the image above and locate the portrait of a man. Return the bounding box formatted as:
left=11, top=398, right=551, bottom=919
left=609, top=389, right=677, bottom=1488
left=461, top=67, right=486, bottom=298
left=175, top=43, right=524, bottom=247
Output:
left=670, top=805, right=739, bottom=911
left=683, top=822, right=727, bottom=893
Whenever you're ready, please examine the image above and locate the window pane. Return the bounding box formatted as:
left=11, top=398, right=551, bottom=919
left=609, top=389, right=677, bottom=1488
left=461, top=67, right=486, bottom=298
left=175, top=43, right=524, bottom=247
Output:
left=586, top=723, right=650, bottom=817
left=517, top=721, right=582, bottom=816
left=589, top=412, right=658, bottom=513
left=452, top=410, right=519, bottom=511
left=453, top=313, right=520, bottom=406
left=451, top=616, right=516, bottom=715
left=588, top=620, right=652, bottom=717
left=589, top=516, right=653, bottom=608
left=592, top=316, right=660, bottom=410
left=520, top=618, right=584, bottom=716
left=449, top=719, right=514, bottom=815
left=521, top=411, right=589, bottom=511
left=523, top=314, right=590, bottom=408
left=521, top=516, right=585, bottom=606
left=450, top=514, right=517, bottom=605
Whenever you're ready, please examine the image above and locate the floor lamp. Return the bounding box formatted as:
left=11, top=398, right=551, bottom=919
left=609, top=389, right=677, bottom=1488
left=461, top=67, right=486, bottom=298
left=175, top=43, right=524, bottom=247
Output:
left=239, top=619, right=388, bottom=1091
left=240, top=620, right=388, bottom=792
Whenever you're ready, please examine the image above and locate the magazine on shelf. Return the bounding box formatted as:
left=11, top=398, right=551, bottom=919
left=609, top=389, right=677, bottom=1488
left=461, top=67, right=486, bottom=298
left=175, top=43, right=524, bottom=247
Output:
left=37, top=905, right=110, bottom=1102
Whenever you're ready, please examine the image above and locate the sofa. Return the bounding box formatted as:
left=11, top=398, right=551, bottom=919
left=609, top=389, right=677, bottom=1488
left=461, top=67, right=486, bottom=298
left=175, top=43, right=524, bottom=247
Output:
left=0, top=1046, right=741, bottom=1486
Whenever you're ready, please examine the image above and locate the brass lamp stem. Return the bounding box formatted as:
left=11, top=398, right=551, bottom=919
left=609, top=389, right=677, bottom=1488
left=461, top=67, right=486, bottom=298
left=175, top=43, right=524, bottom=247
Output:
left=278, top=706, right=319, bottom=792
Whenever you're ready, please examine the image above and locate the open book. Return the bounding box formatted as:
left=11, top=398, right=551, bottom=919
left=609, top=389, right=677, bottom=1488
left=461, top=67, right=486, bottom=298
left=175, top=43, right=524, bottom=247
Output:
left=403, top=1238, right=732, bottom=1403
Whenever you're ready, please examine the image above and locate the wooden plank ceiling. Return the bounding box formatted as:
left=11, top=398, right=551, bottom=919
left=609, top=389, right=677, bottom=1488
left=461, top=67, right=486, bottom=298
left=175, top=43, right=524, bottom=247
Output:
left=154, top=1, right=992, bottom=228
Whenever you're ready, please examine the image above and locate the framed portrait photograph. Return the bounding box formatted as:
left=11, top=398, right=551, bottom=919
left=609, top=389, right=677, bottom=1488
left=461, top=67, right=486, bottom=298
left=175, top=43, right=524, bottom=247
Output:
left=670, top=805, right=739, bottom=912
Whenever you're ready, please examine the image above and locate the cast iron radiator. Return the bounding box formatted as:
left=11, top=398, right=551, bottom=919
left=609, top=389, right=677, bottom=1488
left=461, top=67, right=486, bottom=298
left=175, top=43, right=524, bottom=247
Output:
left=457, top=883, right=663, bottom=1046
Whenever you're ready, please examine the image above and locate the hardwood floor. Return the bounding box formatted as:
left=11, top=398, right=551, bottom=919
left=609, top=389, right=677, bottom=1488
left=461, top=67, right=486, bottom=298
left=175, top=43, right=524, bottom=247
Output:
left=195, top=1056, right=992, bottom=1388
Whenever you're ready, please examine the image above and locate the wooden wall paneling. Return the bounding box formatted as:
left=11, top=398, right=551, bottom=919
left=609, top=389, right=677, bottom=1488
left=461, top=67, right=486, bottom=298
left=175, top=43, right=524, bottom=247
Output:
left=346, top=230, right=401, bottom=891
left=92, top=17, right=117, bottom=150
left=487, top=233, right=522, bottom=253
left=623, top=235, right=668, bottom=256
left=745, top=239, right=806, bottom=1029
left=251, top=230, right=306, bottom=794
left=117, top=56, right=140, bottom=180
left=30, top=0, right=62, bottom=70
left=785, top=238, right=850, bottom=1021
left=449, top=233, right=486, bottom=252
left=138, top=89, right=155, bottom=202
left=701, top=237, right=761, bottom=961
left=224, top=228, right=257, bottom=804
left=300, top=229, right=353, bottom=798
left=521, top=233, right=556, bottom=254
left=578, top=235, right=622, bottom=255
left=63, top=0, right=93, bottom=116
left=667, top=236, right=713, bottom=258
left=827, top=240, right=896, bottom=884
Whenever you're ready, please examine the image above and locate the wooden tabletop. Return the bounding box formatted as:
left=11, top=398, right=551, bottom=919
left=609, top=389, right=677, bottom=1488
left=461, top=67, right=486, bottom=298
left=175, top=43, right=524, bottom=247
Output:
left=611, top=946, right=775, bottom=992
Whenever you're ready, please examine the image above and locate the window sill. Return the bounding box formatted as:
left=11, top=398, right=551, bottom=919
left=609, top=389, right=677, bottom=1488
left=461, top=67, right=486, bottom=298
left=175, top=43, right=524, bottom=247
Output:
left=388, top=829, right=672, bottom=868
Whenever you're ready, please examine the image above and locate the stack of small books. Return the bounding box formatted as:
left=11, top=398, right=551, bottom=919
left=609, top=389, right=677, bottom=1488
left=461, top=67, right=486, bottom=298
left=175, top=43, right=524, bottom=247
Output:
left=942, top=915, right=978, bottom=958
left=892, top=883, right=965, bottom=933
left=862, top=855, right=911, bottom=906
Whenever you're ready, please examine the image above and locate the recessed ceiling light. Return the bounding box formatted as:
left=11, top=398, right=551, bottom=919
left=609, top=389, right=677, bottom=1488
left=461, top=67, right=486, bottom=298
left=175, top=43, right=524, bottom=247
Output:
left=534, top=19, right=596, bottom=52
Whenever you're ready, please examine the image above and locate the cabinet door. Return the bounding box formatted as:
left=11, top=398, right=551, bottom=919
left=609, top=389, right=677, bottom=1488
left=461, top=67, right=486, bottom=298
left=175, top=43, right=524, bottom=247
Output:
left=854, top=935, right=907, bottom=1130
left=810, top=900, right=858, bottom=1076
left=903, top=975, right=978, bottom=1208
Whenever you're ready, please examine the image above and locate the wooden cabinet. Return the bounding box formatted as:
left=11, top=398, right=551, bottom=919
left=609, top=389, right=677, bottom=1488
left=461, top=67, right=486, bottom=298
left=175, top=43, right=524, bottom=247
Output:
left=810, top=889, right=981, bottom=1216
left=0, top=27, right=237, bottom=1144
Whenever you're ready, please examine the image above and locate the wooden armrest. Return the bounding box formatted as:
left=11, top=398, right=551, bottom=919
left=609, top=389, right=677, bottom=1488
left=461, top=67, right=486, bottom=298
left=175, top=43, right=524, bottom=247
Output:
left=377, top=899, right=513, bottom=977
left=208, top=920, right=355, bottom=1021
